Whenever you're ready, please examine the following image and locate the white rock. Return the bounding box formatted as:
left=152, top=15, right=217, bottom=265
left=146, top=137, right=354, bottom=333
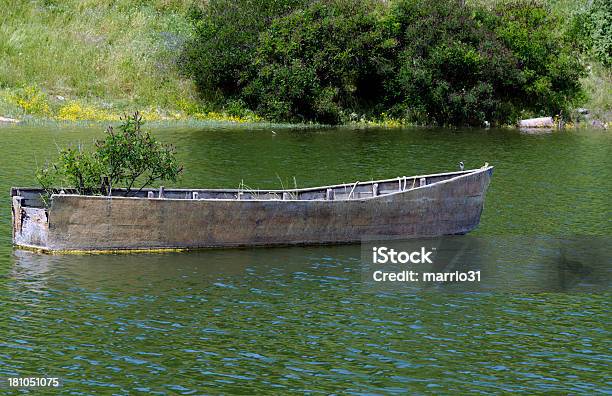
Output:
left=518, top=117, right=554, bottom=128
left=0, top=116, right=20, bottom=123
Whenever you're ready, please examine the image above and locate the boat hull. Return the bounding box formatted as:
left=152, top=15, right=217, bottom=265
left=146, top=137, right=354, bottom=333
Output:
left=12, top=167, right=493, bottom=252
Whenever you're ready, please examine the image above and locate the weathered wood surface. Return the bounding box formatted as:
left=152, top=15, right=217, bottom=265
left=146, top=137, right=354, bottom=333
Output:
left=14, top=206, right=48, bottom=248
left=12, top=167, right=493, bottom=252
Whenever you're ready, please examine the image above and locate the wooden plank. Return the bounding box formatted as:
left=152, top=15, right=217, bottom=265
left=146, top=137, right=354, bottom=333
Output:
left=12, top=196, right=23, bottom=234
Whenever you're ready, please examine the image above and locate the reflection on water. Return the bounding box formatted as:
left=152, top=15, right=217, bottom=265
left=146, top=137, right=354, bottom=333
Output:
left=10, top=246, right=359, bottom=293
left=0, top=125, right=610, bottom=393
left=12, top=236, right=610, bottom=296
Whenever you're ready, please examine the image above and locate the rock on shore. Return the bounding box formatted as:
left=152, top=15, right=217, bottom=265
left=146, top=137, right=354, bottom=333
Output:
left=518, top=117, right=555, bottom=128
left=0, top=116, right=20, bottom=123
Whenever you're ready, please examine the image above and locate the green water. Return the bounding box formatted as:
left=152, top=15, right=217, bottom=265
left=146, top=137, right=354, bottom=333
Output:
left=0, top=125, right=610, bottom=394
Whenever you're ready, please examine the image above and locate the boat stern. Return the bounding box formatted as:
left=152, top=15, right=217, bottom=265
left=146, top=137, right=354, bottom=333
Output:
left=11, top=188, right=50, bottom=250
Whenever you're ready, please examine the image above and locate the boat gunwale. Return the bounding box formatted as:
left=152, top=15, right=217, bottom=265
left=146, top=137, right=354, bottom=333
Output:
left=25, top=166, right=493, bottom=204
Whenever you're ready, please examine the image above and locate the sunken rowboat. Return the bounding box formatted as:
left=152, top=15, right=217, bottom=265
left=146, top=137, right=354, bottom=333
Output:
left=11, top=166, right=494, bottom=253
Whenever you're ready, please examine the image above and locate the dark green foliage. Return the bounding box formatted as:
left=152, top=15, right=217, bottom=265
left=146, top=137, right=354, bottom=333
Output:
left=590, top=0, right=612, bottom=67
left=488, top=0, right=585, bottom=117
left=182, top=0, right=587, bottom=125
left=388, top=0, right=523, bottom=125
left=389, top=0, right=585, bottom=125
left=181, top=0, right=310, bottom=100
left=36, top=112, right=183, bottom=199
left=568, top=0, right=612, bottom=67
left=243, top=0, right=395, bottom=123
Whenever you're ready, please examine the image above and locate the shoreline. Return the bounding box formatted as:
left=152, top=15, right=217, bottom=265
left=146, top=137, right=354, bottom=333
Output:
left=1, top=114, right=608, bottom=131
left=1, top=92, right=608, bottom=130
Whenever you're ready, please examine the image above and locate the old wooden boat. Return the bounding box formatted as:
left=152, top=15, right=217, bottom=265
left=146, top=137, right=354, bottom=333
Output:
left=11, top=166, right=493, bottom=253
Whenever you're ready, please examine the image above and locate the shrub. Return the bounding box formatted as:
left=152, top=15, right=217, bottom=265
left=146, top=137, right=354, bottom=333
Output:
left=182, top=0, right=587, bottom=125
left=37, top=112, right=183, bottom=198
left=243, top=0, right=395, bottom=124
left=388, top=0, right=585, bottom=125
left=181, top=0, right=310, bottom=101
left=589, top=0, right=612, bottom=67
left=489, top=0, right=585, bottom=117
left=568, top=0, right=612, bottom=67
left=388, top=0, right=525, bottom=125
left=36, top=145, right=105, bottom=197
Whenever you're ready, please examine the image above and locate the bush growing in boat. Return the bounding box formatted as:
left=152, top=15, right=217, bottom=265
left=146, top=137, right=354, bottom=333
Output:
left=36, top=112, right=183, bottom=200
left=36, top=144, right=105, bottom=198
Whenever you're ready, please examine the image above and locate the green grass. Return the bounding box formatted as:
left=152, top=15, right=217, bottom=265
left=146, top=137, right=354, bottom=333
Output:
left=0, top=0, right=266, bottom=123
left=468, top=0, right=591, bottom=14
left=0, top=0, right=197, bottom=110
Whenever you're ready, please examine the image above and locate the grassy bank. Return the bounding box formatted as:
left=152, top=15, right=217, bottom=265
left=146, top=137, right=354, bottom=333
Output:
left=0, top=85, right=263, bottom=124
left=0, top=0, right=609, bottom=126
left=0, top=0, right=229, bottom=122
left=0, top=0, right=195, bottom=107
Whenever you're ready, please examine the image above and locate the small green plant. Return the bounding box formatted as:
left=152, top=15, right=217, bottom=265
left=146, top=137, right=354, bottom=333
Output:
left=36, top=112, right=183, bottom=202
left=36, top=144, right=104, bottom=203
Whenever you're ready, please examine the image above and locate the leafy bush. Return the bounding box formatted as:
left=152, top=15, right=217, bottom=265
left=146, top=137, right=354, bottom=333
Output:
left=37, top=112, right=183, bottom=198
left=388, top=0, right=524, bottom=125
left=388, top=0, right=585, bottom=125
left=243, top=0, right=394, bottom=124
left=488, top=0, right=585, bottom=117
left=568, top=0, right=611, bottom=67
left=36, top=145, right=105, bottom=197
left=589, top=0, right=612, bottom=67
left=181, top=0, right=309, bottom=100
left=182, top=0, right=587, bottom=125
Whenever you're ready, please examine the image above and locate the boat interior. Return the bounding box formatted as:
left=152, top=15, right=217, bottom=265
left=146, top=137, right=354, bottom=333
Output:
left=12, top=169, right=477, bottom=208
